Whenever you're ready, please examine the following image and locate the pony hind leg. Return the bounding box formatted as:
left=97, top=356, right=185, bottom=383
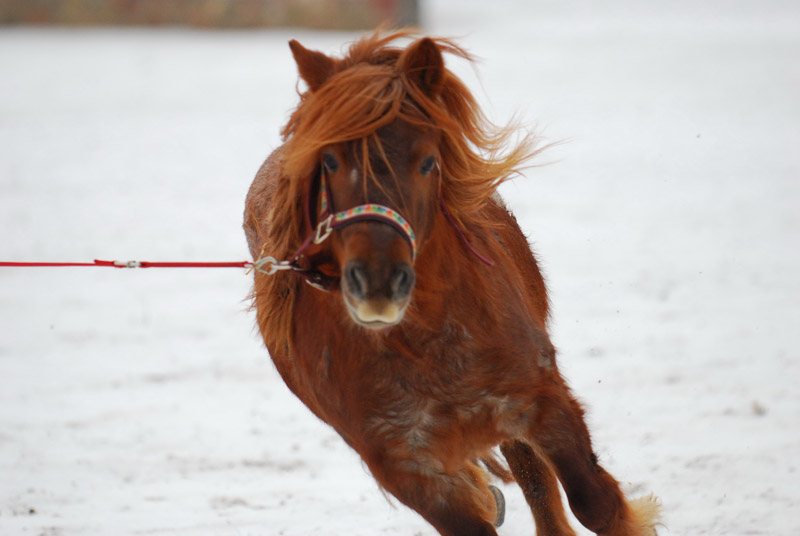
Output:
left=526, top=385, right=661, bottom=535
left=500, top=439, right=577, bottom=536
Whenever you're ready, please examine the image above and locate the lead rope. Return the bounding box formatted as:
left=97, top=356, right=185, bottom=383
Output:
left=2, top=166, right=492, bottom=275
left=0, top=260, right=254, bottom=269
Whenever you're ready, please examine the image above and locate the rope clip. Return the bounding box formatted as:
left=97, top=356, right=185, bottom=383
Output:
left=250, top=256, right=295, bottom=276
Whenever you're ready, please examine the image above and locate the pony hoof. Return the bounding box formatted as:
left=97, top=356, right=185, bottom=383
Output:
left=489, top=485, right=506, bottom=528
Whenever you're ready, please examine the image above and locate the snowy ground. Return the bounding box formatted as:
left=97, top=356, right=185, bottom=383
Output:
left=1, top=1, right=799, bottom=534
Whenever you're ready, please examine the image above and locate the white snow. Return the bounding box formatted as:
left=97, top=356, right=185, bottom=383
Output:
left=1, top=1, right=799, bottom=534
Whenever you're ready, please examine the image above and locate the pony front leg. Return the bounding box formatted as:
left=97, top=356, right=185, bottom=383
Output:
left=366, top=456, right=500, bottom=536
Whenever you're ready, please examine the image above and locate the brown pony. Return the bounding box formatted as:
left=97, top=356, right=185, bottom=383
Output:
left=244, top=30, right=660, bottom=536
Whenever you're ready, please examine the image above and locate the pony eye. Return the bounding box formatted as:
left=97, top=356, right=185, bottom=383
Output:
left=419, top=156, right=437, bottom=175
left=322, top=153, right=339, bottom=173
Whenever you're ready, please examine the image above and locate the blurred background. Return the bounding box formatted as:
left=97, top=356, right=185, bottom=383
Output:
left=0, top=0, right=419, bottom=29
left=1, top=1, right=798, bottom=535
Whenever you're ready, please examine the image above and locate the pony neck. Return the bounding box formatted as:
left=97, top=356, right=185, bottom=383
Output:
left=411, top=209, right=492, bottom=315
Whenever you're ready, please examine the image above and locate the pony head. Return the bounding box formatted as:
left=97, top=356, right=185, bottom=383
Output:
left=271, top=30, right=535, bottom=330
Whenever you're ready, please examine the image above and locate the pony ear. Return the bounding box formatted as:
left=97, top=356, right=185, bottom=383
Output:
left=400, top=38, right=445, bottom=98
left=289, top=39, right=336, bottom=92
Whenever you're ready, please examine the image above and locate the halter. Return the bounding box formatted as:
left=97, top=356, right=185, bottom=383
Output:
left=251, top=165, right=417, bottom=290
left=312, top=171, right=417, bottom=261
left=251, top=161, right=493, bottom=289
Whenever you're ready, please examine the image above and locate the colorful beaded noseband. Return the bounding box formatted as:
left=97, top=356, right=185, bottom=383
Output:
left=313, top=171, right=418, bottom=261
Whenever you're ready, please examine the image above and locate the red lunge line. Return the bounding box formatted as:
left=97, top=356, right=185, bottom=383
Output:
left=0, top=259, right=252, bottom=269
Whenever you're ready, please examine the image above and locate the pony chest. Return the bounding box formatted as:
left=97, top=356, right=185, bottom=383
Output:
left=361, top=370, right=526, bottom=464
left=297, top=317, right=536, bottom=444
left=359, top=352, right=528, bottom=452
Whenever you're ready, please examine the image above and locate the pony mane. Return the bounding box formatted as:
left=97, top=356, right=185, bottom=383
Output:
left=252, top=29, right=540, bottom=352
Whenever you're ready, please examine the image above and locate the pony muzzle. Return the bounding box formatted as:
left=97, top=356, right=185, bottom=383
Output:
left=342, top=260, right=415, bottom=328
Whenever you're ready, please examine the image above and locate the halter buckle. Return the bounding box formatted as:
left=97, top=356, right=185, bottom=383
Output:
left=314, top=214, right=334, bottom=245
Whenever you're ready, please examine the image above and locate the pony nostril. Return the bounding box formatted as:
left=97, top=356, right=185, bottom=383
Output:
left=391, top=264, right=415, bottom=299
left=344, top=262, right=369, bottom=300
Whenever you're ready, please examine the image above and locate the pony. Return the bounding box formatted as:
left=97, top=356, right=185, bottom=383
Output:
left=243, top=29, right=660, bottom=536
